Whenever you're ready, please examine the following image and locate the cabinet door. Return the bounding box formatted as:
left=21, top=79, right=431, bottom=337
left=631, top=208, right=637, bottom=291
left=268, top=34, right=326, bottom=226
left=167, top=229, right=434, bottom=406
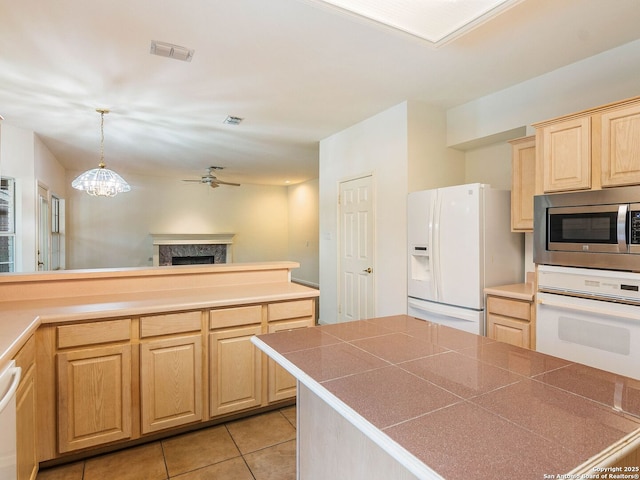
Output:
left=16, top=374, right=37, bottom=480
left=510, top=137, right=536, bottom=232
left=542, top=117, right=591, bottom=192
left=487, top=314, right=530, bottom=348
left=140, top=334, right=203, bottom=434
left=486, top=296, right=532, bottom=349
left=209, top=325, right=262, bottom=416
left=57, top=344, right=132, bottom=453
left=267, top=318, right=313, bottom=403
left=15, top=336, right=37, bottom=480
left=600, top=102, right=640, bottom=187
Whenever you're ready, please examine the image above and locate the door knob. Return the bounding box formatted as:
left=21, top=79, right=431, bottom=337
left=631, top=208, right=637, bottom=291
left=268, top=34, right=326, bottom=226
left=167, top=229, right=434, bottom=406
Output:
left=363, top=267, right=372, bottom=274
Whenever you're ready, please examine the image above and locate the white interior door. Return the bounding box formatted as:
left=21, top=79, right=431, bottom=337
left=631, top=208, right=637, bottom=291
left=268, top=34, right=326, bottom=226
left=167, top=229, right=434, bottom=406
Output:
left=339, top=175, right=374, bottom=322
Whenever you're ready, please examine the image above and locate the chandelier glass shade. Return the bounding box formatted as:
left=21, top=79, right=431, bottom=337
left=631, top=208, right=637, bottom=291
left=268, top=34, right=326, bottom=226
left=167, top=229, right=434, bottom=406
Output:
left=72, top=109, right=131, bottom=197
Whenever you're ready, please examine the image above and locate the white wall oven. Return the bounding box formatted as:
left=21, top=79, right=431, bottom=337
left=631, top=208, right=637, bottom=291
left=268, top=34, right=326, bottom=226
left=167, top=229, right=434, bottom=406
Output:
left=537, top=265, right=640, bottom=380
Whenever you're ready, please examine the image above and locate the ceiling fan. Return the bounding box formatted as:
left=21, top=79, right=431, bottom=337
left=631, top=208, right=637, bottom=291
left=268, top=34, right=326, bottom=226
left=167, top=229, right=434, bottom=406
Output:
left=183, top=166, right=240, bottom=188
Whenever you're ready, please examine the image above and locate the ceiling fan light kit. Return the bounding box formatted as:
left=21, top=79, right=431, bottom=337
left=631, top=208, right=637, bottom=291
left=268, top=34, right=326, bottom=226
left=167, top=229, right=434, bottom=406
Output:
left=71, top=109, right=131, bottom=197
left=183, top=166, right=241, bottom=189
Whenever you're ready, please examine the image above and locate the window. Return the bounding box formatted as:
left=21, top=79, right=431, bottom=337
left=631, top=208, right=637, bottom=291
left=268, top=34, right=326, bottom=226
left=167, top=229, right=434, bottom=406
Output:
left=0, top=178, right=15, bottom=272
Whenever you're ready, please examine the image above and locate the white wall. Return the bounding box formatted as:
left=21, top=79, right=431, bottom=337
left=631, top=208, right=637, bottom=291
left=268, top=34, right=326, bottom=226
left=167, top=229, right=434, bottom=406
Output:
left=319, top=102, right=408, bottom=324
left=319, top=101, right=461, bottom=324
left=66, top=171, right=291, bottom=269
left=0, top=124, right=37, bottom=271
left=447, top=39, right=640, bottom=147
left=288, top=178, right=319, bottom=287
left=35, top=135, right=67, bottom=197
left=449, top=40, right=640, bottom=280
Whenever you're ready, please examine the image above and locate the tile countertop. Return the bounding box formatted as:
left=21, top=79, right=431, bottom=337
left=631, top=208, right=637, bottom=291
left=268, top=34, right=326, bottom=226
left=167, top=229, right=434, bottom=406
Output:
left=484, top=281, right=535, bottom=301
left=0, top=281, right=318, bottom=370
left=252, top=315, right=640, bottom=480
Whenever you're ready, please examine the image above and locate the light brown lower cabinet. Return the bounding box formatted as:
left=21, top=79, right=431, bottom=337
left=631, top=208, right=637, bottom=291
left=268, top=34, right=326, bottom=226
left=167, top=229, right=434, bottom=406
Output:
left=38, top=297, right=315, bottom=461
left=140, top=334, right=203, bottom=434
left=57, top=343, right=132, bottom=453
left=209, top=324, right=263, bottom=416
left=267, top=318, right=313, bottom=402
left=15, top=335, right=37, bottom=480
left=486, top=295, right=534, bottom=349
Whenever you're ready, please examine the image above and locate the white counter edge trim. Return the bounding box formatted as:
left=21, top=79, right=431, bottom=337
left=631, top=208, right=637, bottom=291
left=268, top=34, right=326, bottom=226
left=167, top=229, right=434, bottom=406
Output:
left=251, top=336, right=444, bottom=480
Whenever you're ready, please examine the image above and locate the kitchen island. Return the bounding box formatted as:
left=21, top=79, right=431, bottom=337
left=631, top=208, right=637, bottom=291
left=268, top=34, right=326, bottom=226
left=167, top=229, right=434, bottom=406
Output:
left=253, top=314, right=640, bottom=480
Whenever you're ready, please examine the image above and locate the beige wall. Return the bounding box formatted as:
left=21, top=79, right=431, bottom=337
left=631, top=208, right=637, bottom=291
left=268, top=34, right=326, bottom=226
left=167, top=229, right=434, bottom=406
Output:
left=288, top=178, right=319, bottom=287
left=463, top=142, right=511, bottom=190
left=34, top=135, right=67, bottom=198
left=65, top=171, right=291, bottom=269
left=408, top=101, right=465, bottom=193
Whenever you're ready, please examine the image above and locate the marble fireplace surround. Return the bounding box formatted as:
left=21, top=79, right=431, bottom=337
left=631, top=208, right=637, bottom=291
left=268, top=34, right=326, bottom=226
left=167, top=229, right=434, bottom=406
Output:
left=151, top=234, right=235, bottom=266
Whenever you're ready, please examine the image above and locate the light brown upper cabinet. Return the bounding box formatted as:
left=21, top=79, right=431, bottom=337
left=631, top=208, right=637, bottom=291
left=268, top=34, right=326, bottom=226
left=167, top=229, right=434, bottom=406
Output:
left=509, top=136, right=536, bottom=232
left=598, top=101, right=640, bottom=187
left=538, top=116, right=592, bottom=193
left=533, top=96, right=640, bottom=194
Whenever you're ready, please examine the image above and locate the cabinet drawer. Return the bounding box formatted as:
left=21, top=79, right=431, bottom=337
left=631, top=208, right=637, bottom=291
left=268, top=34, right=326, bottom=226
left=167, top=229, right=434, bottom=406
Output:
left=14, top=334, right=35, bottom=374
left=268, top=299, right=314, bottom=322
left=487, top=296, right=531, bottom=321
left=57, top=319, right=131, bottom=349
left=140, top=311, right=201, bottom=338
left=210, top=305, right=262, bottom=329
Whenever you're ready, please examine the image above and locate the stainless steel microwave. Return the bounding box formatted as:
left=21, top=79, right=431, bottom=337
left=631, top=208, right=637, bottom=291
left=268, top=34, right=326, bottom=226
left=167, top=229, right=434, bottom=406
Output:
left=534, top=186, right=640, bottom=271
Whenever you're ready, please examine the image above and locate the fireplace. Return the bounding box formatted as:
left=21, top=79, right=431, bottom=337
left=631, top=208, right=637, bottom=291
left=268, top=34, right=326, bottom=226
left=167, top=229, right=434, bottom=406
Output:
left=151, top=234, right=235, bottom=266
left=172, top=255, right=214, bottom=266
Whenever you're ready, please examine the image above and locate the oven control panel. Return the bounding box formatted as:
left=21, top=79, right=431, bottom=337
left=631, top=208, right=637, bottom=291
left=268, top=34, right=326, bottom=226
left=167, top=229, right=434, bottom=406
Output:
left=538, top=264, right=640, bottom=303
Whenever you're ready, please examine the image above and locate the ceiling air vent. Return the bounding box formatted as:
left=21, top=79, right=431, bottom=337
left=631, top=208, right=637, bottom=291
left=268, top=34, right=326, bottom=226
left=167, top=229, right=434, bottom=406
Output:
left=223, top=116, right=244, bottom=125
left=150, top=40, right=194, bottom=62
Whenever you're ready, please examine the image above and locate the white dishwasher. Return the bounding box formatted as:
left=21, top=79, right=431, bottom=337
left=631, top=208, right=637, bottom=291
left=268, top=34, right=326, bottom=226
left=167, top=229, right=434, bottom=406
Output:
left=0, top=360, right=21, bottom=480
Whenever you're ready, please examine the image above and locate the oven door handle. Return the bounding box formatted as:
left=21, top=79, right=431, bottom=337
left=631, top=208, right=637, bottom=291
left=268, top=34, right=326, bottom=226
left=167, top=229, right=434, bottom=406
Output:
left=618, top=204, right=628, bottom=252
left=537, top=294, right=640, bottom=321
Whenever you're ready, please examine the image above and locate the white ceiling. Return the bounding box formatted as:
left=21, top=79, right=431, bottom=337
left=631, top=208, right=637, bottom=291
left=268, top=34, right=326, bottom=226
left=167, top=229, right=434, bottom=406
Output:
left=1, top=0, right=640, bottom=186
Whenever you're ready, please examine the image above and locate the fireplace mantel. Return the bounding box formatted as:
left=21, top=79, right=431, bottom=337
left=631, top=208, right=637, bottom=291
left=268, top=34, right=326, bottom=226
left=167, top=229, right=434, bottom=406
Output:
left=151, top=233, right=235, bottom=245
left=150, top=233, right=235, bottom=266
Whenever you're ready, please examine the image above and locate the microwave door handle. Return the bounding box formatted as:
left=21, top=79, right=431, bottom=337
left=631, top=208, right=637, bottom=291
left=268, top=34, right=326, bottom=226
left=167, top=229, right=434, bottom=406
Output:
left=618, top=204, right=628, bottom=252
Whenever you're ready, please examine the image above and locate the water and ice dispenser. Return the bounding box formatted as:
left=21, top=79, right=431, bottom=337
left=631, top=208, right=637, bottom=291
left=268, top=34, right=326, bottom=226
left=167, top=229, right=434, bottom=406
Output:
left=408, top=244, right=431, bottom=298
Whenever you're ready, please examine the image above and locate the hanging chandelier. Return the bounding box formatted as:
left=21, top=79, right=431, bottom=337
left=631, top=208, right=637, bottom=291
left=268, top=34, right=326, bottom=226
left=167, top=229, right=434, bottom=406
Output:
left=71, top=109, right=131, bottom=197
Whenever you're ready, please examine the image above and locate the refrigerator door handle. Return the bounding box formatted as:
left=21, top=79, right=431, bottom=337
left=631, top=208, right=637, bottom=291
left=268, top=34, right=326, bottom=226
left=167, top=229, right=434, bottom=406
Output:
left=432, top=191, right=442, bottom=302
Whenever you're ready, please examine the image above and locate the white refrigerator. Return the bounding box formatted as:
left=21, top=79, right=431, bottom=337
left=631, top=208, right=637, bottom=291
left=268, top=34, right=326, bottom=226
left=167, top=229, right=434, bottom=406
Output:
left=407, top=183, right=523, bottom=335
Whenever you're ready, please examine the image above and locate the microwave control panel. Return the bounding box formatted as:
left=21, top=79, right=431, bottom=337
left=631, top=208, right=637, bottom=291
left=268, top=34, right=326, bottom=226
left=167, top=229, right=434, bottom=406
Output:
left=632, top=204, right=640, bottom=245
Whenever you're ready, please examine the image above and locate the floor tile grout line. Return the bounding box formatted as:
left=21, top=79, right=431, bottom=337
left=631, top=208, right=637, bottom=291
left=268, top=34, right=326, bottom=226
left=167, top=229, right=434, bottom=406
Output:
left=37, top=406, right=298, bottom=480
left=159, top=437, right=170, bottom=480
left=224, top=423, right=258, bottom=480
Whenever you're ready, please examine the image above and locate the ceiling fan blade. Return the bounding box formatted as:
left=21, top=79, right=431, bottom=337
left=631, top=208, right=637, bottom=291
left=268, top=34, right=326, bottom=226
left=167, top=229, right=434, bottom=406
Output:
left=182, top=179, right=204, bottom=183
left=209, top=182, right=220, bottom=188
left=214, top=180, right=241, bottom=186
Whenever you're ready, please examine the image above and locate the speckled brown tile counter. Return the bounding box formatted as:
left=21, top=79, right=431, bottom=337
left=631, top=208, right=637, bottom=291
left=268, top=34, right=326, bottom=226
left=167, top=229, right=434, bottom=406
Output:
left=253, top=315, right=640, bottom=480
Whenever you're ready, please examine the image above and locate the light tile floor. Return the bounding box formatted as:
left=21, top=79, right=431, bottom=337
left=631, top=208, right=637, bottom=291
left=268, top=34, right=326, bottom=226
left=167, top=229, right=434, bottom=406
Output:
left=36, top=406, right=297, bottom=480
